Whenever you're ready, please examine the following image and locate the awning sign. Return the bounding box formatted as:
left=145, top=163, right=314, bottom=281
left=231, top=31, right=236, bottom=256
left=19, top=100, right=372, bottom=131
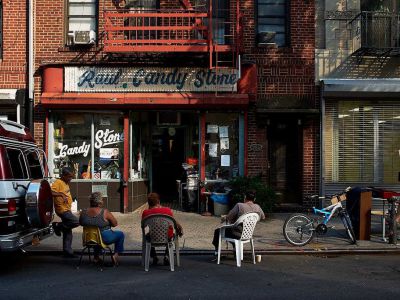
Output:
left=65, top=67, right=238, bottom=92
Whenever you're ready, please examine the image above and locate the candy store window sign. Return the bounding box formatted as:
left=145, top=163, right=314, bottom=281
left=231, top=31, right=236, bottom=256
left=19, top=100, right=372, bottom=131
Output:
left=55, top=141, right=91, bottom=158
left=95, top=129, right=124, bottom=149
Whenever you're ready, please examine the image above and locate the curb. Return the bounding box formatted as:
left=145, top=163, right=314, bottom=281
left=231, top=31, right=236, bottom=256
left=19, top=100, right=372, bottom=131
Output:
left=24, top=248, right=400, bottom=256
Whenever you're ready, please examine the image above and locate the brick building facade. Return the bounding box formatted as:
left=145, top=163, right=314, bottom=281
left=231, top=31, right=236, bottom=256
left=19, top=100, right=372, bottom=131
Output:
left=31, top=0, right=319, bottom=211
left=0, top=1, right=29, bottom=125
left=244, top=1, right=318, bottom=208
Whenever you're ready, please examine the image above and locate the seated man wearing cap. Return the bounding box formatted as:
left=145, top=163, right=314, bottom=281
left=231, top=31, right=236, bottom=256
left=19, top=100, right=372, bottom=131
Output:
left=211, top=190, right=265, bottom=256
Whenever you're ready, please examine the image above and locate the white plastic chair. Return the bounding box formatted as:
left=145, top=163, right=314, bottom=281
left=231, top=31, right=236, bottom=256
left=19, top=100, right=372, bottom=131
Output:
left=141, top=214, right=180, bottom=272
left=217, top=212, right=260, bottom=267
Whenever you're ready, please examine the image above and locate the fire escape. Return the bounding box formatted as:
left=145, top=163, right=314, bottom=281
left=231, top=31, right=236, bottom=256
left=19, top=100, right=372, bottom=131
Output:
left=349, top=11, right=400, bottom=59
left=103, top=0, right=242, bottom=70
left=325, top=11, right=400, bottom=61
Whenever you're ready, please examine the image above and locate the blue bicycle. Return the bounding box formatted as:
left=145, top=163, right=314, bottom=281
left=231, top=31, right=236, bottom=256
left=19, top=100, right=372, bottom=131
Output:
left=283, top=192, right=356, bottom=246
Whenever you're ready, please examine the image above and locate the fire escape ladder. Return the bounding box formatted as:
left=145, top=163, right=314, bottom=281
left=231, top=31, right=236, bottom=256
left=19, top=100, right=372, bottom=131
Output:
left=179, top=0, right=193, bottom=10
left=209, top=0, right=240, bottom=71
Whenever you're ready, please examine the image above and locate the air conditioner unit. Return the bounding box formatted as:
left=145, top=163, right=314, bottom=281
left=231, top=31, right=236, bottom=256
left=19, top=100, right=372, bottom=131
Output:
left=67, top=30, right=96, bottom=45
left=257, top=31, right=276, bottom=46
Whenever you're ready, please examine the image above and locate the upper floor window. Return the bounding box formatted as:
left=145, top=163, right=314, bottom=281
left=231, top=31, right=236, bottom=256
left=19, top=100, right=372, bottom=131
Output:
left=257, top=0, right=288, bottom=47
left=67, top=0, right=97, bottom=46
left=125, top=0, right=159, bottom=9
left=0, top=1, right=3, bottom=58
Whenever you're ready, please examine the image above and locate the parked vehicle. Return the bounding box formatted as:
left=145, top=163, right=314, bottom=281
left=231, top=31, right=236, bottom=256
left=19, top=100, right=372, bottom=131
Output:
left=0, top=120, right=53, bottom=251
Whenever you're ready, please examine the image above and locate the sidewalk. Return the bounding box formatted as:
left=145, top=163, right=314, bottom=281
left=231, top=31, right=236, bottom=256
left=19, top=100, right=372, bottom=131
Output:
left=27, top=208, right=400, bottom=254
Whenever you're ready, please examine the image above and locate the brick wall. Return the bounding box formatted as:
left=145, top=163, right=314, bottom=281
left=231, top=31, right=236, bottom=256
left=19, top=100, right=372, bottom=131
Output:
left=33, top=0, right=320, bottom=206
left=242, top=0, right=319, bottom=204
left=0, top=1, right=27, bottom=89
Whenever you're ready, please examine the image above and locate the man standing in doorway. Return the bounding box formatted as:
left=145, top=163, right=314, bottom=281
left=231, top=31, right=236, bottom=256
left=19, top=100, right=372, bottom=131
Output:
left=51, top=167, right=80, bottom=258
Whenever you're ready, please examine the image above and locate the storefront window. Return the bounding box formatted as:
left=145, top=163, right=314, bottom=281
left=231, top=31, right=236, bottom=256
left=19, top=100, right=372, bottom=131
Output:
left=130, top=112, right=150, bottom=180
left=93, top=115, right=124, bottom=180
left=324, top=100, right=400, bottom=184
left=50, top=112, right=123, bottom=180
left=205, top=113, right=239, bottom=181
left=52, top=113, right=92, bottom=179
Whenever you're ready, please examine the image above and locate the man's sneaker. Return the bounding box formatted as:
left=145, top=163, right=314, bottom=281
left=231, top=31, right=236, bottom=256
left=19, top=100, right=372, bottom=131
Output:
left=52, top=222, right=61, bottom=237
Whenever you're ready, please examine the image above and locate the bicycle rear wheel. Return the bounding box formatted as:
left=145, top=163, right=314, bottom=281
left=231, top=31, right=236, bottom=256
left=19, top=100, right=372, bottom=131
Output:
left=283, top=214, right=314, bottom=246
left=340, top=213, right=356, bottom=244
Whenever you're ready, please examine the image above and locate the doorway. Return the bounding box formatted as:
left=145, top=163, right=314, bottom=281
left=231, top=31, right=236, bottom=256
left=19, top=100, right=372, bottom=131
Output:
left=267, top=119, right=302, bottom=204
left=151, top=127, right=185, bottom=202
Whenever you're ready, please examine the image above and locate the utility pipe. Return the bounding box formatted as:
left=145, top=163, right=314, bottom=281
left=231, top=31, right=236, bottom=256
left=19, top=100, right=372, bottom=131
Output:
left=28, top=0, right=34, bottom=132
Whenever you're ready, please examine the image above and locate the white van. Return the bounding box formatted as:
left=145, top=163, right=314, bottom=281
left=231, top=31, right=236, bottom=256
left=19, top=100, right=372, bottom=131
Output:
left=0, top=120, right=53, bottom=251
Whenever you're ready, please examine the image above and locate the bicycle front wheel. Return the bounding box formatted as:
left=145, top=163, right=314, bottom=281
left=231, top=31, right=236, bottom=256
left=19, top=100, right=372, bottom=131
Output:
left=340, top=213, right=356, bottom=244
left=283, top=214, right=314, bottom=246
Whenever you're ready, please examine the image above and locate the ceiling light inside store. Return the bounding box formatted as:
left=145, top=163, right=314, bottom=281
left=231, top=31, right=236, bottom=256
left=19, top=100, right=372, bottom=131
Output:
left=393, top=116, right=400, bottom=119
left=338, top=114, right=350, bottom=118
left=349, top=108, right=359, bottom=112
left=363, top=106, right=373, bottom=111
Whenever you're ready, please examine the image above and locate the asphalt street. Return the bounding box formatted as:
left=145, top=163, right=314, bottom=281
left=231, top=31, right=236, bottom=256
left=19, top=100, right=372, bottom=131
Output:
left=1, top=253, right=400, bottom=300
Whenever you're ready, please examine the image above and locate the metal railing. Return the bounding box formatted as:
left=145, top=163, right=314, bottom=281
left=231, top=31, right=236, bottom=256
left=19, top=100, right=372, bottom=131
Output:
left=350, top=11, right=400, bottom=49
left=103, top=8, right=240, bottom=53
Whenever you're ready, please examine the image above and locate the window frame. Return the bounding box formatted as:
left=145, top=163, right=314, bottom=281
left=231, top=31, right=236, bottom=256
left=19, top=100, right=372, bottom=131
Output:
left=256, top=0, right=290, bottom=47
left=49, top=111, right=124, bottom=181
left=5, top=147, right=29, bottom=180
left=24, top=149, right=45, bottom=180
left=65, top=0, right=98, bottom=46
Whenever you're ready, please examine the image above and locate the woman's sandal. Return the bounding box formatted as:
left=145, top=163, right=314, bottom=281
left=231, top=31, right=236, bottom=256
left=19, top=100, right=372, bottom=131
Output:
left=93, top=257, right=103, bottom=264
left=111, top=255, right=119, bottom=267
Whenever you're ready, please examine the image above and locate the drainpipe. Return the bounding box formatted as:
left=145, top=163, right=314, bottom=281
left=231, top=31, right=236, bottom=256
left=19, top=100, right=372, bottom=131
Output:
left=320, top=81, right=325, bottom=202
left=28, top=0, right=34, bottom=132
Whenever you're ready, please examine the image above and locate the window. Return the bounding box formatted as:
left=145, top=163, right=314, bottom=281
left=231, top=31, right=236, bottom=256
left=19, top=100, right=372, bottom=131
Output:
left=257, top=0, right=288, bottom=47
left=6, top=148, right=27, bottom=179
left=324, top=101, right=400, bottom=184
left=94, top=115, right=124, bottom=180
left=50, top=112, right=124, bottom=180
left=205, top=113, right=239, bottom=181
left=67, top=0, right=97, bottom=45
left=26, top=151, right=44, bottom=179
left=125, top=0, right=158, bottom=9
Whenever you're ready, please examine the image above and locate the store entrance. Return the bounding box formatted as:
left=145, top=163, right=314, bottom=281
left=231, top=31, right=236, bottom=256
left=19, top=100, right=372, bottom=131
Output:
left=151, top=127, right=185, bottom=202
left=267, top=119, right=302, bottom=205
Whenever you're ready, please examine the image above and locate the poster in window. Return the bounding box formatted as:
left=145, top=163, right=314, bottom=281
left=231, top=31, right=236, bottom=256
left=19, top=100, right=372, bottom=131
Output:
left=100, top=148, right=119, bottom=161
left=221, top=155, right=230, bottom=167
left=219, top=126, right=229, bottom=138
left=220, top=138, right=229, bottom=151
left=208, top=143, right=218, bottom=157
left=207, top=124, right=219, bottom=134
